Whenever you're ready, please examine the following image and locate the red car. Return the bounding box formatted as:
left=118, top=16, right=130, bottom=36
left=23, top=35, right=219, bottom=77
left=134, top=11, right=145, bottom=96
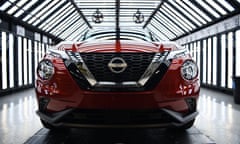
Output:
left=36, top=29, right=200, bottom=130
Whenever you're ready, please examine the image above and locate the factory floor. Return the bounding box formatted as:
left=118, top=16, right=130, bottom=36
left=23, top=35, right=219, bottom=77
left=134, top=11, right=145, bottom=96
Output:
left=0, top=88, right=240, bottom=144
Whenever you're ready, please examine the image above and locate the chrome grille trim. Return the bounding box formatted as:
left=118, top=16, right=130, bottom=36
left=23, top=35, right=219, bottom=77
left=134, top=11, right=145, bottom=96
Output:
left=138, top=52, right=169, bottom=86
left=66, top=51, right=97, bottom=86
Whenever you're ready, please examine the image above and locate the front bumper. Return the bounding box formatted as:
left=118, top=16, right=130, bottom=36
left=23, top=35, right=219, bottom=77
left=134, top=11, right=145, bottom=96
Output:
left=37, top=108, right=198, bottom=128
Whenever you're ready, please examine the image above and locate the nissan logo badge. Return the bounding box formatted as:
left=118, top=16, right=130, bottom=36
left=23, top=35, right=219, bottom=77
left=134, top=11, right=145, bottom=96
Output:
left=108, top=57, right=127, bottom=74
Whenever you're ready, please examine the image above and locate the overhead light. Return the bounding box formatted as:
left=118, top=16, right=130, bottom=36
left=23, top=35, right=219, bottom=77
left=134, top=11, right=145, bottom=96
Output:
left=133, top=9, right=144, bottom=24
left=92, top=9, right=104, bottom=24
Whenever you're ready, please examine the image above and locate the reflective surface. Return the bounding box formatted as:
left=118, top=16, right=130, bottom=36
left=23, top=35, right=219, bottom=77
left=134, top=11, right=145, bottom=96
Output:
left=195, top=89, right=240, bottom=144
left=0, top=89, right=42, bottom=144
left=1, top=88, right=240, bottom=144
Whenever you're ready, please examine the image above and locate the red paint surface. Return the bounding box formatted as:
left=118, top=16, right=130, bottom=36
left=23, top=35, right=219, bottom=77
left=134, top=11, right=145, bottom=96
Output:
left=36, top=40, right=200, bottom=113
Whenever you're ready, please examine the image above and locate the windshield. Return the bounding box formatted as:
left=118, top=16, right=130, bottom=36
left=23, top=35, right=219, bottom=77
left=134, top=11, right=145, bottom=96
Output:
left=81, top=29, right=159, bottom=42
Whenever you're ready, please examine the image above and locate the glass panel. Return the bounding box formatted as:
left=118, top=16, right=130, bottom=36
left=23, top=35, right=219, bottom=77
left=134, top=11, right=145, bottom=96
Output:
left=14, top=0, right=38, bottom=17
left=59, top=21, right=82, bottom=38
left=203, top=39, right=207, bottom=84
left=40, top=3, right=72, bottom=30
left=7, top=6, right=18, bottom=15
left=28, top=39, right=32, bottom=84
left=14, top=10, right=24, bottom=17
left=23, top=38, right=28, bottom=85
left=197, top=0, right=220, bottom=18
left=7, top=0, right=28, bottom=15
left=32, top=0, right=65, bottom=25
left=207, top=37, right=212, bottom=85
left=163, top=4, right=194, bottom=30
left=151, top=20, right=175, bottom=39
left=184, top=0, right=211, bottom=22
left=151, top=20, right=174, bottom=39
left=0, top=2, right=11, bottom=11
left=9, top=33, right=14, bottom=88
left=160, top=8, right=188, bottom=32
left=173, top=1, right=205, bottom=25
left=212, top=36, right=217, bottom=86
left=18, top=36, right=23, bottom=86
left=2, top=32, right=7, bottom=89
left=29, top=0, right=60, bottom=24
left=62, top=21, right=85, bottom=38
left=221, top=34, right=226, bottom=87
left=148, top=24, right=169, bottom=40
left=156, top=12, right=184, bottom=35
left=236, top=30, right=240, bottom=76
left=50, top=13, right=79, bottom=34
left=206, top=1, right=227, bottom=15
left=23, top=1, right=50, bottom=22
left=218, top=0, right=234, bottom=12
left=227, top=32, right=233, bottom=88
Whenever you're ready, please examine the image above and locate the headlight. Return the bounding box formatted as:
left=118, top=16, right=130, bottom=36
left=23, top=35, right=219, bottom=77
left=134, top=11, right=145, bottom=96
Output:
left=37, top=60, right=55, bottom=80
left=181, top=60, right=198, bottom=80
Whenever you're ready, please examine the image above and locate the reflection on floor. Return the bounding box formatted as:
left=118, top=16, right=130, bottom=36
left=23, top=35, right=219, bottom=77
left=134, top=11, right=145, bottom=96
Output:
left=0, top=88, right=240, bottom=144
left=0, top=89, right=42, bottom=144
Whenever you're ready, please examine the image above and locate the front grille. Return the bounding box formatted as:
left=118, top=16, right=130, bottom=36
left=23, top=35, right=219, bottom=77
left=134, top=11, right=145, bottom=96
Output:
left=80, top=53, right=155, bottom=82
left=65, top=52, right=170, bottom=91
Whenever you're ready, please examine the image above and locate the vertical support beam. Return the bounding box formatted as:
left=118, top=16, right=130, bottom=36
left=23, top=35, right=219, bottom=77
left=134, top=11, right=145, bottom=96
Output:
left=6, top=32, right=10, bottom=89
left=225, top=33, right=228, bottom=88
left=0, top=32, right=2, bottom=90
left=210, top=37, right=214, bottom=85
left=204, top=39, right=208, bottom=86
left=217, top=34, right=221, bottom=88
left=116, top=0, right=120, bottom=39
left=232, top=30, right=236, bottom=77
left=200, top=39, right=203, bottom=85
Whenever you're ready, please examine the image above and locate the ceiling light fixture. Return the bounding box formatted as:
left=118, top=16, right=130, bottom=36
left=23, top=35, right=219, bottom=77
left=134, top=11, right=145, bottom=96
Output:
left=92, top=9, right=104, bottom=24
left=133, top=9, right=144, bottom=24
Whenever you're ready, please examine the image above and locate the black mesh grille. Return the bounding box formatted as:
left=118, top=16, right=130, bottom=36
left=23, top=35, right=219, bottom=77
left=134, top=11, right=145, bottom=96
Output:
left=61, top=109, right=175, bottom=125
left=80, top=53, right=155, bottom=82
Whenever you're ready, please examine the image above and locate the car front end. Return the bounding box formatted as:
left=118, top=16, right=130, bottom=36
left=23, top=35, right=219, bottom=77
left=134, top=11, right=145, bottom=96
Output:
left=36, top=31, right=200, bottom=130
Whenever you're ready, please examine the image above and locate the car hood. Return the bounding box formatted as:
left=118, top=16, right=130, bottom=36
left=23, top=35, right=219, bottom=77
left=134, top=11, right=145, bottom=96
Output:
left=54, top=40, right=181, bottom=53
left=74, top=40, right=159, bottom=53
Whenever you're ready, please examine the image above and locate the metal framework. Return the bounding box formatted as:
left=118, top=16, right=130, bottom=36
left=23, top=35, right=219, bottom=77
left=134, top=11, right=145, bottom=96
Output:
left=0, top=0, right=240, bottom=41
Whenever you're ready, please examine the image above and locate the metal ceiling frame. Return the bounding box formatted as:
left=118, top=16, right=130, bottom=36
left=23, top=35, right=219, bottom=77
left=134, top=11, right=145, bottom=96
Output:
left=143, top=0, right=165, bottom=29
left=34, top=1, right=69, bottom=28
left=69, top=0, right=92, bottom=29
left=1, top=0, right=240, bottom=41
left=18, top=1, right=47, bottom=20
